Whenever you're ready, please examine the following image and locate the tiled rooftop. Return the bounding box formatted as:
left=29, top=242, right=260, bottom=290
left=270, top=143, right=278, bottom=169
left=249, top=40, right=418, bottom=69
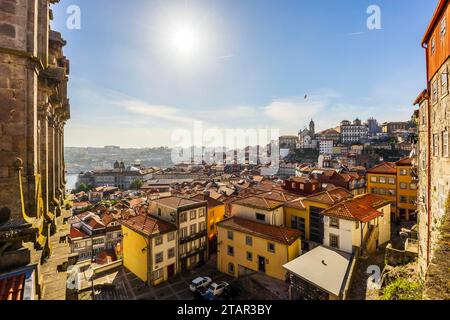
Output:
left=218, top=217, right=301, bottom=245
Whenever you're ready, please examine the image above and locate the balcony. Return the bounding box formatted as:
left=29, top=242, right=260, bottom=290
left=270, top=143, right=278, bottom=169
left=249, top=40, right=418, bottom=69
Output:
left=179, top=230, right=207, bottom=244
left=180, top=245, right=207, bottom=260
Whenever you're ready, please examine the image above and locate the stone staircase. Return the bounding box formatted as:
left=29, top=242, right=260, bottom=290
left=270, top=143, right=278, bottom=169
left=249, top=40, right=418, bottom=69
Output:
left=40, top=209, right=71, bottom=300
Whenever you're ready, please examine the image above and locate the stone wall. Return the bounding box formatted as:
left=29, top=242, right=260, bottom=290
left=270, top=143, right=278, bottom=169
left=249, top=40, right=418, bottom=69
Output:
left=416, top=56, right=450, bottom=277
left=0, top=0, right=70, bottom=284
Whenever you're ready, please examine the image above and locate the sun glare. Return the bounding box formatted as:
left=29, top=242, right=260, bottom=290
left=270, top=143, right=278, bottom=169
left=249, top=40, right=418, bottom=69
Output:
left=169, top=25, right=200, bottom=56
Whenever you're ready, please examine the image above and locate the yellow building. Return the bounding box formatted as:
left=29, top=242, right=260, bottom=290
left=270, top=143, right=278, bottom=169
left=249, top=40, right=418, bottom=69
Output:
left=217, top=217, right=301, bottom=281
left=367, top=158, right=417, bottom=221
left=395, top=158, right=418, bottom=221
left=122, top=213, right=178, bottom=286
left=190, top=194, right=226, bottom=253
left=284, top=188, right=353, bottom=250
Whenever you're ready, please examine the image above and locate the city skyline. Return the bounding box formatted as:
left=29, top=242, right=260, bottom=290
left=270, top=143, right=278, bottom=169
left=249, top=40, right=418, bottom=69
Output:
left=51, top=0, right=435, bottom=148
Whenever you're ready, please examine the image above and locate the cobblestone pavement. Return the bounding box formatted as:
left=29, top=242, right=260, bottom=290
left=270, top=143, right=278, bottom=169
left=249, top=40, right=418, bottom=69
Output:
left=83, top=259, right=288, bottom=300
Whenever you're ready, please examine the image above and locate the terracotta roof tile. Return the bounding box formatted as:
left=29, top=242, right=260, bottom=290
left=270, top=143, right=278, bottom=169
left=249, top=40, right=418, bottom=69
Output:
left=322, top=194, right=391, bottom=222
left=366, top=162, right=397, bottom=175
left=69, top=226, right=89, bottom=239
left=218, top=217, right=301, bottom=245
left=395, top=157, right=413, bottom=166
left=306, top=188, right=353, bottom=205
left=151, top=196, right=203, bottom=209
left=233, top=196, right=284, bottom=211
left=122, top=213, right=177, bottom=236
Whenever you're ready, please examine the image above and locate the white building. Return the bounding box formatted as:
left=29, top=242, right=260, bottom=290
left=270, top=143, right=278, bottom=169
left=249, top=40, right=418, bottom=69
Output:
left=319, top=140, right=334, bottom=155
left=321, top=194, right=391, bottom=254
left=340, top=119, right=369, bottom=144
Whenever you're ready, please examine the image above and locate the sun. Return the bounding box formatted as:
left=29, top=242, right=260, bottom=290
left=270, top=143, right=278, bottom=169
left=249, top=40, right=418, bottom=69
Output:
left=169, top=24, right=200, bottom=57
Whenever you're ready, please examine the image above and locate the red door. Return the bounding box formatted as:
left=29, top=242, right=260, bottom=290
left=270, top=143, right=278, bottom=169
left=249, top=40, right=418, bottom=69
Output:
left=167, top=264, right=175, bottom=278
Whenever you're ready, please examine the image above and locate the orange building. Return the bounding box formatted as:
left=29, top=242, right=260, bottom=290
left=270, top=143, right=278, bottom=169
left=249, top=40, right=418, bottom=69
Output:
left=366, top=158, right=417, bottom=221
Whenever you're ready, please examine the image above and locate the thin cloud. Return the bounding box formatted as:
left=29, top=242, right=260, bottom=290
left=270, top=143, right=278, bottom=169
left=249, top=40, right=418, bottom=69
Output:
left=340, top=31, right=365, bottom=37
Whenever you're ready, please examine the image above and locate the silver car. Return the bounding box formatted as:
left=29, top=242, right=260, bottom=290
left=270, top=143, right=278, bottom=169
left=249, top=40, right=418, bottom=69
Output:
left=189, top=276, right=212, bottom=292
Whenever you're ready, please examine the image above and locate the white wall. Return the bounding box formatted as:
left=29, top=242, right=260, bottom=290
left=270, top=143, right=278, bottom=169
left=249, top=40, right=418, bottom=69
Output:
left=323, top=217, right=354, bottom=253
left=323, top=203, right=391, bottom=254
left=231, top=204, right=285, bottom=226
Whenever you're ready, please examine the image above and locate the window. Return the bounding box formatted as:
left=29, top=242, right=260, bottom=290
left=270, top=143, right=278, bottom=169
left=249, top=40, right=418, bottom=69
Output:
left=400, top=182, right=408, bottom=190
left=155, top=236, right=163, bottom=246
left=330, top=217, right=340, bottom=228
left=190, top=210, right=197, bottom=220
left=379, top=188, right=387, bottom=195
left=246, top=236, right=253, bottom=246
left=267, top=243, right=275, bottom=253
left=443, top=131, right=449, bottom=157
left=227, top=230, right=234, bottom=240
left=379, top=177, right=386, bottom=184
left=434, top=134, right=440, bottom=156
left=190, top=224, right=197, bottom=235
left=410, top=183, right=417, bottom=190
left=179, top=243, right=186, bottom=255
left=388, top=189, right=396, bottom=196
left=167, top=232, right=175, bottom=242
left=432, top=80, right=438, bottom=103
left=291, top=216, right=306, bottom=240
left=199, top=208, right=205, bottom=217
left=228, top=263, right=235, bottom=275
left=400, top=196, right=408, bottom=204
left=180, top=212, right=187, bottom=223
left=227, top=246, right=234, bottom=257
left=155, top=252, right=163, bottom=264
left=199, top=222, right=206, bottom=232
left=329, top=234, right=339, bottom=249
left=246, top=252, right=253, bottom=261
left=442, top=70, right=448, bottom=96
left=441, top=17, right=447, bottom=38
left=421, top=151, right=427, bottom=171
left=153, top=269, right=163, bottom=280
left=180, top=227, right=187, bottom=239
left=431, top=37, right=436, bottom=55
left=421, top=107, right=426, bottom=125
left=168, top=248, right=175, bottom=259
left=157, top=208, right=162, bottom=217
left=400, top=169, right=408, bottom=176
left=370, top=176, right=377, bottom=183
left=388, top=177, right=396, bottom=185
left=256, top=213, right=265, bottom=222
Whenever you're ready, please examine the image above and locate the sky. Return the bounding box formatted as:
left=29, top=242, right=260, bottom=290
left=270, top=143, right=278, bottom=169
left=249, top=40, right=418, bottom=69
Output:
left=52, top=0, right=437, bottom=148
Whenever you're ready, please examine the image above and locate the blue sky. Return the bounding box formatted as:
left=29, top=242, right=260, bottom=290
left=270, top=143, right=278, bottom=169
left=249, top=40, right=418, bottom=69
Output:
left=52, top=0, right=436, bottom=148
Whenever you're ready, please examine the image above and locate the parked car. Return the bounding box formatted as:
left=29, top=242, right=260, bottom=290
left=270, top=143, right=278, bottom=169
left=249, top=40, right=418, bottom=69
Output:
left=220, top=285, right=241, bottom=300
left=189, top=277, right=212, bottom=292
left=201, top=282, right=229, bottom=300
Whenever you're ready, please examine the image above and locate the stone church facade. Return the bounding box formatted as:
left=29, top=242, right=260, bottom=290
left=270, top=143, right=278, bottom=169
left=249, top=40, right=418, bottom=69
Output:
left=0, top=0, right=71, bottom=299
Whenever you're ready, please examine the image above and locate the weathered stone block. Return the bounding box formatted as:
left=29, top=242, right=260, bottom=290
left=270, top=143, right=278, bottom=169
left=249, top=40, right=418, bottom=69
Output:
left=0, top=23, right=16, bottom=38
left=3, top=121, right=23, bottom=135
left=0, top=135, right=13, bottom=151
left=0, top=0, right=17, bottom=15
left=0, top=166, right=8, bottom=178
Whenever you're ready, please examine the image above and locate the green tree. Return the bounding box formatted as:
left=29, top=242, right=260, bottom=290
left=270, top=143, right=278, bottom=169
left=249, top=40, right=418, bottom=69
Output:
left=129, top=179, right=144, bottom=190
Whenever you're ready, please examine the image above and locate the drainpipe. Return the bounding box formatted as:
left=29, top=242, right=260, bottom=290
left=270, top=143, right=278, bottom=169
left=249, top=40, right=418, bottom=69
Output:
left=422, top=41, right=431, bottom=268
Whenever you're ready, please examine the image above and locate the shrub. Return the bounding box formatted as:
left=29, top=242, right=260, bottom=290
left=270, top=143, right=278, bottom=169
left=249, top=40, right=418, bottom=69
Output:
left=381, top=278, right=422, bottom=300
